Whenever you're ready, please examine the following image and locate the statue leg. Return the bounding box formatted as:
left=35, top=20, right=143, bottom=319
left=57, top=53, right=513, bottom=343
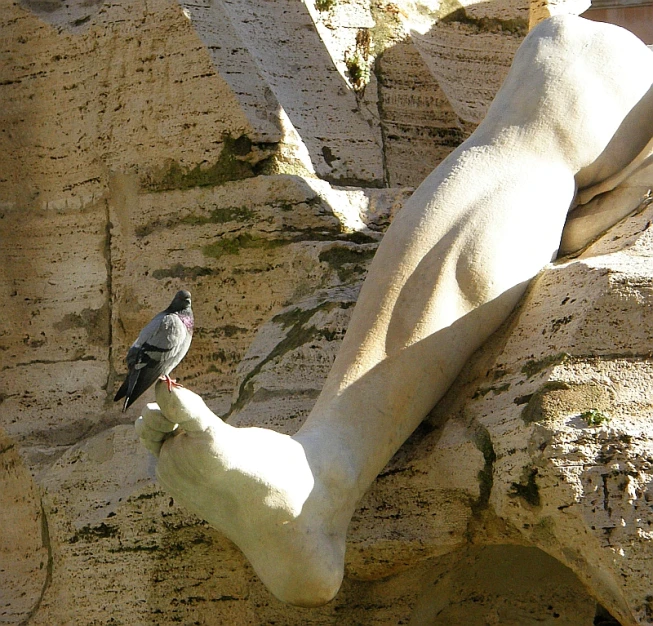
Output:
left=138, top=150, right=575, bottom=605
left=136, top=16, right=653, bottom=607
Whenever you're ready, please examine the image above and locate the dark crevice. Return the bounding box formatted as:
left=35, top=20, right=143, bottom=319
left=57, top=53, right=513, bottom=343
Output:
left=19, top=501, right=53, bottom=626
left=104, top=197, right=115, bottom=404
left=471, top=422, right=496, bottom=513
left=374, top=53, right=390, bottom=187
left=225, top=299, right=352, bottom=420
left=10, top=355, right=98, bottom=369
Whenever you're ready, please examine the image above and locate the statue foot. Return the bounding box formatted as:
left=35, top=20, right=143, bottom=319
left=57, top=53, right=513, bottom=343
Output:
left=135, top=382, right=350, bottom=606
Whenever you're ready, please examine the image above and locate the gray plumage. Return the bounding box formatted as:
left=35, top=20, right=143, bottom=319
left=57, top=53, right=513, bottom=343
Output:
left=114, top=290, right=194, bottom=411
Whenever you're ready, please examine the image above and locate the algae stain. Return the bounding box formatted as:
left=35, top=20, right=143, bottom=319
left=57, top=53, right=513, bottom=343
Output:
left=227, top=300, right=350, bottom=418
left=53, top=304, right=110, bottom=345
left=315, top=0, right=336, bottom=11
left=318, top=245, right=376, bottom=282
left=134, top=206, right=256, bottom=238
left=521, top=353, right=570, bottom=379
left=151, top=264, right=214, bottom=280
left=440, top=6, right=527, bottom=35
left=145, top=135, right=258, bottom=192
left=179, top=206, right=256, bottom=226
left=472, top=382, right=510, bottom=399
left=69, top=522, right=119, bottom=543
left=510, top=468, right=541, bottom=507
left=202, top=233, right=286, bottom=260
left=472, top=425, right=496, bottom=511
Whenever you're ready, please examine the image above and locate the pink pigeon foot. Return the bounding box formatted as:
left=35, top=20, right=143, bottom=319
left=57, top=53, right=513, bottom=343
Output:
left=160, top=374, right=184, bottom=392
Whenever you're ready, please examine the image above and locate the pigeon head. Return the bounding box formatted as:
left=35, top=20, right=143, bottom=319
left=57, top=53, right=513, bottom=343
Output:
left=166, top=290, right=192, bottom=313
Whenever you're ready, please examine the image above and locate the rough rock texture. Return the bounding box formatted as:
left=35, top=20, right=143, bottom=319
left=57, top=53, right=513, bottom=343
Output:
left=1, top=0, right=650, bottom=624
left=408, top=0, right=530, bottom=125
left=529, top=0, right=591, bottom=29
left=0, top=430, right=50, bottom=624
left=377, top=39, right=466, bottom=187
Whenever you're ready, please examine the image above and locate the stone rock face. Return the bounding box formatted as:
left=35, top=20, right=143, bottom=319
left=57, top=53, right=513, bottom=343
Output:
left=1, top=1, right=651, bottom=625
left=1, top=0, right=258, bottom=211
left=0, top=430, right=50, bottom=624
left=529, top=0, right=591, bottom=29
left=408, top=0, right=530, bottom=125
left=376, top=39, right=466, bottom=187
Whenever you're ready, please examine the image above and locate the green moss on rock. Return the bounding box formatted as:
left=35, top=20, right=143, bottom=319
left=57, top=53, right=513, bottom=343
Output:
left=319, top=245, right=376, bottom=282
left=179, top=206, right=256, bottom=226
left=521, top=353, right=570, bottom=379
left=69, top=522, right=119, bottom=543
left=440, top=7, right=527, bottom=35
left=315, top=0, right=336, bottom=11
left=151, top=264, right=214, bottom=280
left=579, top=408, right=610, bottom=427
left=473, top=425, right=497, bottom=511
left=146, top=135, right=258, bottom=192
left=202, top=233, right=286, bottom=260
left=472, top=382, right=510, bottom=399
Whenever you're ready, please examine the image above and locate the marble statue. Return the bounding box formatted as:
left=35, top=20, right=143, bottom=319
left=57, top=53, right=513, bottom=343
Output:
left=135, top=15, right=653, bottom=607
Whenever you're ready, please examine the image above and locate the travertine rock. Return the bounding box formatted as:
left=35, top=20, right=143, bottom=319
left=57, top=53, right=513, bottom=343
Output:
left=529, top=0, right=591, bottom=29
left=194, top=0, right=384, bottom=183
left=0, top=429, right=50, bottom=624
left=376, top=39, right=466, bottom=186
left=0, top=0, right=260, bottom=212
left=408, top=0, right=529, bottom=124
left=1, top=0, right=650, bottom=624
left=108, top=173, right=409, bottom=414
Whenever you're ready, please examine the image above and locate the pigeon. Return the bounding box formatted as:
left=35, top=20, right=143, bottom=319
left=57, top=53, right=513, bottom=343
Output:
left=114, top=290, right=194, bottom=412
